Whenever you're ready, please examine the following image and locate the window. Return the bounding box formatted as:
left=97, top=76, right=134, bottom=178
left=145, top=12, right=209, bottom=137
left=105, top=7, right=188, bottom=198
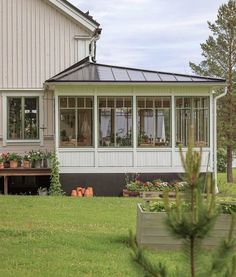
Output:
left=137, top=97, right=171, bottom=147
left=175, top=97, right=209, bottom=147
left=99, top=97, right=132, bottom=147
left=7, top=97, right=39, bottom=140
left=59, top=97, right=93, bottom=147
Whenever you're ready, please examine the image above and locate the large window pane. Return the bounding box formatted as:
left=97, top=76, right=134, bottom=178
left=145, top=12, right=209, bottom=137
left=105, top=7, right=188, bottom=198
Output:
left=7, top=97, right=39, bottom=140
left=59, top=97, right=93, bottom=148
left=60, top=109, right=76, bottom=147
left=77, top=109, right=93, bottom=146
left=24, top=98, right=39, bottom=139
left=175, top=97, right=209, bottom=147
left=99, top=97, right=132, bottom=147
left=137, top=97, right=171, bottom=147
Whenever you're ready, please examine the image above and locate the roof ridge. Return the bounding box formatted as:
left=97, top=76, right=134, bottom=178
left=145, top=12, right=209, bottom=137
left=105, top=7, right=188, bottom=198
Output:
left=60, top=0, right=100, bottom=26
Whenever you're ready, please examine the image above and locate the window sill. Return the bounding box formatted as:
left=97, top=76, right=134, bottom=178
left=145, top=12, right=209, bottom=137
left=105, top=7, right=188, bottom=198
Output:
left=6, top=140, right=41, bottom=144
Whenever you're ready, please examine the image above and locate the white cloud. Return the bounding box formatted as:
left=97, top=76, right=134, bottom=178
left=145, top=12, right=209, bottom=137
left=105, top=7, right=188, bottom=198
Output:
left=69, top=0, right=226, bottom=73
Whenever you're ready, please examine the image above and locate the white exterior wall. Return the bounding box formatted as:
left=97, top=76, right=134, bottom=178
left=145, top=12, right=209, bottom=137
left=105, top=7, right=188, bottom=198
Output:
left=0, top=0, right=91, bottom=89
left=54, top=84, right=214, bottom=174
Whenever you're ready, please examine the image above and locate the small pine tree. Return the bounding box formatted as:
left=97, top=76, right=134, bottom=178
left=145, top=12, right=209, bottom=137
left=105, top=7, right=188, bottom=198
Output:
left=49, top=151, right=64, bottom=196
left=130, top=129, right=236, bottom=277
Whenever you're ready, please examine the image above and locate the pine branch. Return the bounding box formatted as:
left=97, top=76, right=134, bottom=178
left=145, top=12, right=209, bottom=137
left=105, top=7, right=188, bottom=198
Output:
left=129, top=231, right=168, bottom=277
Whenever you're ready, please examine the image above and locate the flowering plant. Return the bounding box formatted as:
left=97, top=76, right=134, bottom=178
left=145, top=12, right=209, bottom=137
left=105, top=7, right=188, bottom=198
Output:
left=23, top=154, right=31, bottom=161
left=1, top=152, right=9, bottom=162
left=29, top=150, right=44, bottom=161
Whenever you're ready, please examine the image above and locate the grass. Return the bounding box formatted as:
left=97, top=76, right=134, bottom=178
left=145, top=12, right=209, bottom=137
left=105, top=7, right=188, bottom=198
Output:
left=0, top=196, right=212, bottom=277
left=218, top=168, right=236, bottom=195
left=1, top=170, right=235, bottom=277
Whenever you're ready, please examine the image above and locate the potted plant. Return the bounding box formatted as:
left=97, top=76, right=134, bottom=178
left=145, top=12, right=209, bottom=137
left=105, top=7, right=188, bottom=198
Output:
left=2, top=153, right=10, bottom=168
left=43, top=151, right=52, bottom=168
left=0, top=156, right=4, bottom=169
left=37, top=187, right=48, bottom=196
left=23, top=154, right=31, bottom=168
left=8, top=153, right=21, bottom=168
left=29, top=150, right=43, bottom=168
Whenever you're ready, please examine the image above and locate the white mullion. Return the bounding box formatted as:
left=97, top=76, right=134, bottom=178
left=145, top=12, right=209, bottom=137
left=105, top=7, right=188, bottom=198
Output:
left=55, top=92, right=59, bottom=151
left=22, top=97, right=24, bottom=140
left=94, top=91, right=98, bottom=168
left=133, top=92, right=137, bottom=167
left=171, top=94, right=175, bottom=167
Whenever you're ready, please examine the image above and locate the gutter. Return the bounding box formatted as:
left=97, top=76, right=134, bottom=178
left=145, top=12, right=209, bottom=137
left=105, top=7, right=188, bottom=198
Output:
left=89, top=28, right=102, bottom=62
left=213, top=87, right=227, bottom=192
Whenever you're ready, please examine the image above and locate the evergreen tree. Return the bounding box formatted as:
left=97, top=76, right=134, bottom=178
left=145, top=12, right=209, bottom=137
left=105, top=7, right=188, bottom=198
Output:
left=189, top=0, right=236, bottom=182
left=130, top=130, right=236, bottom=276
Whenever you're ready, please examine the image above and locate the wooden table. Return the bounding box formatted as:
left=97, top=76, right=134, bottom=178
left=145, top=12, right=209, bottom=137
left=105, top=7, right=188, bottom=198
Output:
left=0, top=168, right=51, bottom=195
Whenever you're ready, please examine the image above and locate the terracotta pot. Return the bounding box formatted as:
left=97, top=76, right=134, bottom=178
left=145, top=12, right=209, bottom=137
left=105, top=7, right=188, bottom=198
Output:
left=76, top=187, right=82, bottom=194
left=71, top=190, right=77, bottom=197
left=81, top=188, right=86, bottom=195
left=10, top=160, right=18, bottom=168
left=23, top=160, right=30, bottom=168
left=0, top=162, right=4, bottom=169
left=84, top=187, right=93, bottom=197
left=77, top=191, right=83, bottom=197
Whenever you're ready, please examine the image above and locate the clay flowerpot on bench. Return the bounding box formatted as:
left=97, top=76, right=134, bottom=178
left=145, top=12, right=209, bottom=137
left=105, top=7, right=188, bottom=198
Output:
left=8, top=153, right=22, bottom=168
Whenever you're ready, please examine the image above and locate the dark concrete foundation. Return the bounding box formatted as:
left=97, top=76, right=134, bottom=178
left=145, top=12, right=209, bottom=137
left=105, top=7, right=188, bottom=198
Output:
left=60, top=173, right=182, bottom=196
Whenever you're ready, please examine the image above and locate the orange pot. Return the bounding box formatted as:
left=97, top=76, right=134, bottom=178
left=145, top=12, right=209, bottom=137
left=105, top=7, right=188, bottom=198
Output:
left=10, top=160, right=18, bottom=168
left=87, top=187, right=94, bottom=196
left=84, top=187, right=93, bottom=197
left=77, top=191, right=83, bottom=197
left=71, top=190, right=77, bottom=197
left=0, top=162, right=4, bottom=169
left=81, top=188, right=86, bottom=195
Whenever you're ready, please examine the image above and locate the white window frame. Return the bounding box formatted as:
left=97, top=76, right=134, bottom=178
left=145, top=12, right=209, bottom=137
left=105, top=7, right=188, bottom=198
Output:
left=2, top=91, right=44, bottom=146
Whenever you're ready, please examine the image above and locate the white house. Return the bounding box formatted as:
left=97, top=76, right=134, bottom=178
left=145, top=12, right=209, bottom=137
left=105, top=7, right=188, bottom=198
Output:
left=0, top=0, right=226, bottom=195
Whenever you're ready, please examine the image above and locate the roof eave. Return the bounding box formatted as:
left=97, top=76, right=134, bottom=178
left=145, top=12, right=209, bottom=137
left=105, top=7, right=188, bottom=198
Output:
left=47, top=0, right=100, bottom=32
left=45, top=81, right=226, bottom=87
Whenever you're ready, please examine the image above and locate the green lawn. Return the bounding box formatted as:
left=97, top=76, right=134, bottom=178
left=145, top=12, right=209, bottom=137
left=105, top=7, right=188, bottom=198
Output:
left=1, top=170, right=235, bottom=277
left=218, top=168, right=236, bottom=194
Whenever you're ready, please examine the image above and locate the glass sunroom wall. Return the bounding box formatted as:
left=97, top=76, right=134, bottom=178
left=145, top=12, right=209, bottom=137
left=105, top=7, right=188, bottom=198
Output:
left=59, top=97, right=93, bottom=147
left=137, top=97, right=171, bottom=147
left=99, top=97, right=132, bottom=147
left=175, top=97, right=209, bottom=147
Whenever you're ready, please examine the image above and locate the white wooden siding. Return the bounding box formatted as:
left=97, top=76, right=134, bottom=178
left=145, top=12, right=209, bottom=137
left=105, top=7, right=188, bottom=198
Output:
left=0, top=0, right=90, bottom=89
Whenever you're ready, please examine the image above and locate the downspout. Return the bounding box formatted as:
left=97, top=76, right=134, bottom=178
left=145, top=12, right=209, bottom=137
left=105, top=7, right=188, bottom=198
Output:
left=89, top=28, right=102, bottom=62
left=213, top=87, right=227, bottom=192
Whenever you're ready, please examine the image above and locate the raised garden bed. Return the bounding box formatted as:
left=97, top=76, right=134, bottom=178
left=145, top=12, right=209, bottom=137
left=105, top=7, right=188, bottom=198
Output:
left=136, top=203, right=236, bottom=250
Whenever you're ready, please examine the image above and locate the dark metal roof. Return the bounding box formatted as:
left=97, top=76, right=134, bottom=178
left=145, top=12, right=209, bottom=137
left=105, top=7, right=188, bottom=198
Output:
left=60, top=0, right=100, bottom=27
left=46, top=56, right=226, bottom=84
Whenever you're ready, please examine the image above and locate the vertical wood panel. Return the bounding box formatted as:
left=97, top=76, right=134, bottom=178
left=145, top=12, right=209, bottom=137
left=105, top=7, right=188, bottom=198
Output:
left=0, top=0, right=89, bottom=89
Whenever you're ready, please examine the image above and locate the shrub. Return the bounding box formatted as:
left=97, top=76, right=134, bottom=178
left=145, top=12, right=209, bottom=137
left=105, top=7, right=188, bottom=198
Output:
left=217, top=148, right=227, bottom=172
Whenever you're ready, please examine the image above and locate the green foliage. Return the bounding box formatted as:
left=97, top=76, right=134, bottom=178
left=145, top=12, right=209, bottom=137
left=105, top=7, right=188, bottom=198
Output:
left=129, top=231, right=169, bottom=277
left=8, top=152, right=21, bottom=161
left=49, top=152, right=64, bottom=196
left=189, top=0, right=236, bottom=182
left=130, top=130, right=236, bottom=277
left=217, top=148, right=227, bottom=172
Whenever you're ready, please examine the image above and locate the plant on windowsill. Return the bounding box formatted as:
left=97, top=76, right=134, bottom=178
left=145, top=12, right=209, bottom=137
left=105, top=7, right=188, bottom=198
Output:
left=8, top=153, right=22, bottom=168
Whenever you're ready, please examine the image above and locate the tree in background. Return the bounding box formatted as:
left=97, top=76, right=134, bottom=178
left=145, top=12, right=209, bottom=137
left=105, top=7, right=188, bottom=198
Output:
left=189, top=0, right=236, bottom=182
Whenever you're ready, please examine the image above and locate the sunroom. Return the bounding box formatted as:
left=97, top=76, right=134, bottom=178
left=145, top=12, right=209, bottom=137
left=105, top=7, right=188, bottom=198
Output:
left=46, top=57, right=225, bottom=195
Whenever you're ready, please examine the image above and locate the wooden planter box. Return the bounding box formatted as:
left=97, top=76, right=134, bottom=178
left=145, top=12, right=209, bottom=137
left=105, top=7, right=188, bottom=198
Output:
left=136, top=203, right=236, bottom=250
left=123, top=189, right=140, bottom=197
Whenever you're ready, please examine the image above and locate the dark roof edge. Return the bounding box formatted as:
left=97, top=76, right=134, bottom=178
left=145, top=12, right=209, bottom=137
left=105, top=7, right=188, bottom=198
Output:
left=46, top=80, right=225, bottom=84
left=60, top=0, right=100, bottom=27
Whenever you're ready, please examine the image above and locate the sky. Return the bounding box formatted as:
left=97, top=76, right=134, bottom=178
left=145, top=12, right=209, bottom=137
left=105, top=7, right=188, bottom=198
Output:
left=69, top=0, right=227, bottom=74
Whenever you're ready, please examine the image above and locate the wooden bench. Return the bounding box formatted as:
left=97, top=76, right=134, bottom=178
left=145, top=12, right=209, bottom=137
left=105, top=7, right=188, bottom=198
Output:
left=0, top=168, right=51, bottom=195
